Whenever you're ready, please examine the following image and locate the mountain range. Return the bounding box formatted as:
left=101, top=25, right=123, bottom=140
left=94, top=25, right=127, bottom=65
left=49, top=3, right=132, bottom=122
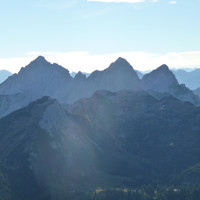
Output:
left=71, top=70, right=143, bottom=79
left=1, top=56, right=200, bottom=199
left=0, top=56, right=199, bottom=118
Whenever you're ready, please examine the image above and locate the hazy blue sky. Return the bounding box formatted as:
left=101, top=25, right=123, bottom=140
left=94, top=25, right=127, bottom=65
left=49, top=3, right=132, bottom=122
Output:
left=0, top=0, right=200, bottom=72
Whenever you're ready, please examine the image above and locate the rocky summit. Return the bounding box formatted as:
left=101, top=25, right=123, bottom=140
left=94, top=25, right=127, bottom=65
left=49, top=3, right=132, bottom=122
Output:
left=141, top=64, right=179, bottom=92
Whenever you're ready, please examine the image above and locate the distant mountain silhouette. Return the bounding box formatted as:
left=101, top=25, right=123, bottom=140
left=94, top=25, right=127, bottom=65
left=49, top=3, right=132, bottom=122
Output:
left=0, top=70, right=12, bottom=84
left=71, top=70, right=144, bottom=79
left=0, top=56, right=72, bottom=96
left=71, top=71, right=90, bottom=78
left=0, top=57, right=140, bottom=117
left=141, top=64, right=200, bottom=105
left=74, top=71, right=87, bottom=80
left=87, top=57, right=140, bottom=91
left=0, top=56, right=199, bottom=118
left=136, top=70, right=144, bottom=79
left=172, top=68, right=200, bottom=90
left=0, top=56, right=73, bottom=117
left=194, top=87, right=200, bottom=97
left=141, top=64, right=178, bottom=92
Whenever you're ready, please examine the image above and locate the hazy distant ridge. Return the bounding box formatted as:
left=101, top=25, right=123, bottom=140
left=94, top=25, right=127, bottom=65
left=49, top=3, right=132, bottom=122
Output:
left=0, top=70, right=12, bottom=84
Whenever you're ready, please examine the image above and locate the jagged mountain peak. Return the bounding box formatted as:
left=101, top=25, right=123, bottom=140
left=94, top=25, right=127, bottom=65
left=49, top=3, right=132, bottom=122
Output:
left=34, top=55, right=46, bottom=62
left=115, top=57, right=129, bottom=63
left=20, top=56, right=69, bottom=76
left=0, top=56, right=72, bottom=100
left=143, top=64, right=178, bottom=82
left=25, top=56, right=49, bottom=69
left=17, top=56, right=50, bottom=74
left=17, top=56, right=71, bottom=76
left=87, top=58, right=140, bottom=92
left=148, top=64, right=171, bottom=75
left=26, top=56, right=53, bottom=69
left=141, top=64, right=179, bottom=93
left=88, top=57, right=138, bottom=79
left=157, top=64, right=169, bottom=71
left=107, top=57, right=133, bottom=71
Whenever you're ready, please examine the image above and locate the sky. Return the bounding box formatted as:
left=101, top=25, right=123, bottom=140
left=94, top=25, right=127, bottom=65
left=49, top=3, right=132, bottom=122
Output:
left=0, top=0, right=200, bottom=73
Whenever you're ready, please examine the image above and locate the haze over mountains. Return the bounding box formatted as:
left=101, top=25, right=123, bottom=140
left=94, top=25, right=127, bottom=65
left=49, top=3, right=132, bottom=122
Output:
left=1, top=56, right=200, bottom=199
left=172, top=69, right=200, bottom=90
left=0, top=70, right=12, bottom=84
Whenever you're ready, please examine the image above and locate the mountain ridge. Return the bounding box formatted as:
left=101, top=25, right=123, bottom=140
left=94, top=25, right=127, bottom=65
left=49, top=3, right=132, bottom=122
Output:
left=0, top=56, right=199, bottom=118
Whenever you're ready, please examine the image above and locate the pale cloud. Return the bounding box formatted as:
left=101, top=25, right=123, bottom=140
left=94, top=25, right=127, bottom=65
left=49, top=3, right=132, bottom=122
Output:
left=1, top=51, right=200, bottom=73
left=81, top=7, right=112, bottom=19
left=0, top=57, right=35, bottom=73
left=37, top=0, right=78, bottom=9
left=169, top=1, right=177, bottom=4
left=87, top=0, right=160, bottom=4
left=87, top=0, right=146, bottom=3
